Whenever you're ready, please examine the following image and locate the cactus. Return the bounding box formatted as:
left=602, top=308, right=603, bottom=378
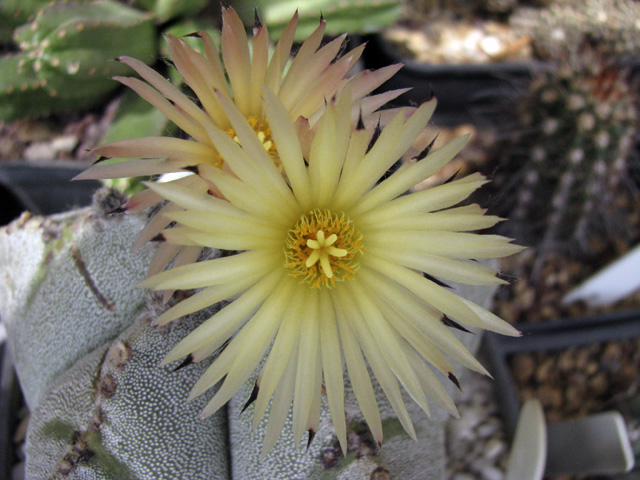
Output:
left=511, top=0, right=640, bottom=60
left=490, top=48, right=639, bottom=260
left=0, top=0, right=158, bottom=121
left=233, top=0, right=403, bottom=40
left=133, top=0, right=208, bottom=23
left=0, top=188, right=501, bottom=479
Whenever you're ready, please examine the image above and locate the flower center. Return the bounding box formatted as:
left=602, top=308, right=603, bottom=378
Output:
left=285, top=209, right=363, bottom=288
left=221, top=117, right=280, bottom=170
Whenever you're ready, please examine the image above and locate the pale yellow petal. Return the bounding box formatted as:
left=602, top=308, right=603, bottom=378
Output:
left=363, top=254, right=483, bottom=334
left=358, top=173, right=489, bottom=224
left=197, top=277, right=293, bottom=417
left=348, top=281, right=430, bottom=421
left=367, top=246, right=506, bottom=286
left=336, top=100, right=437, bottom=210
left=262, top=87, right=312, bottom=208
left=292, top=288, right=320, bottom=445
left=196, top=163, right=296, bottom=227
left=333, top=287, right=383, bottom=446
left=138, top=249, right=281, bottom=290
left=360, top=265, right=490, bottom=376
left=249, top=23, right=269, bottom=117
left=221, top=6, right=252, bottom=116
left=264, top=10, right=298, bottom=94
left=163, top=268, right=284, bottom=364
left=318, top=289, right=346, bottom=453
left=261, top=347, right=297, bottom=456
left=154, top=273, right=260, bottom=326
left=253, top=287, right=303, bottom=429
left=352, top=134, right=471, bottom=217
left=278, top=18, right=327, bottom=111
left=367, top=230, right=524, bottom=259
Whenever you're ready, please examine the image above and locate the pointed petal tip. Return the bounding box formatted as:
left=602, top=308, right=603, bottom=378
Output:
left=172, top=354, right=194, bottom=372
left=306, top=428, right=316, bottom=450
left=448, top=372, right=462, bottom=391
left=240, top=382, right=260, bottom=414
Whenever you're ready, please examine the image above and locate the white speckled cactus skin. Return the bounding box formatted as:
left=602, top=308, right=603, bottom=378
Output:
left=0, top=189, right=496, bottom=479
left=0, top=195, right=154, bottom=408
left=24, top=305, right=230, bottom=479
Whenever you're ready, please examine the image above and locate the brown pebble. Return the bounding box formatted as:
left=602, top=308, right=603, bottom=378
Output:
left=370, top=466, right=392, bottom=480
left=535, top=357, right=555, bottom=383
left=511, top=354, right=536, bottom=384
left=557, top=348, right=576, bottom=372
left=588, top=372, right=609, bottom=396
left=537, top=384, right=564, bottom=409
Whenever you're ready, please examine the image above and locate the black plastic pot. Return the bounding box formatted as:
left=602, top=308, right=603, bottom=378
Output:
left=360, top=33, right=542, bottom=126
left=0, top=161, right=101, bottom=226
left=481, top=310, right=640, bottom=440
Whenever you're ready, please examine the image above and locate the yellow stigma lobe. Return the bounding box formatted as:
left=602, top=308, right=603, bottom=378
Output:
left=285, top=209, right=362, bottom=288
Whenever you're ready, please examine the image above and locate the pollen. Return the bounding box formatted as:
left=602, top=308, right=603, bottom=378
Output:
left=285, top=209, right=363, bottom=288
left=224, top=117, right=280, bottom=170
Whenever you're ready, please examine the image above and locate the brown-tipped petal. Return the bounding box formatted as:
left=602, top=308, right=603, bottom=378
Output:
left=166, top=35, right=227, bottom=127
left=248, top=19, right=269, bottom=118
left=350, top=63, right=405, bottom=100
left=221, top=6, right=252, bottom=116
left=115, top=76, right=210, bottom=145
left=74, top=159, right=191, bottom=181
left=126, top=188, right=164, bottom=213
left=281, top=33, right=347, bottom=113
left=264, top=10, right=298, bottom=93
left=92, top=137, right=214, bottom=164
left=278, top=16, right=326, bottom=109
left=354, top=88, right=413, bottom=122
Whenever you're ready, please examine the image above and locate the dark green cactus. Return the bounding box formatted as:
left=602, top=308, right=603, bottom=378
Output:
left=132, top=0, right=208, bottom=23
left=0, top=0, right=157, bottom=120
left=233, top=0, right=403, bottom=40
left=491, top=49, right=639, bottom=259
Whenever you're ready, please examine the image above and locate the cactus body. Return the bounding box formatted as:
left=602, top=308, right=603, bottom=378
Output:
left=0, top=199, right=154, bottom=408
left=133, top=0, right=207, bottom=23
left=511, top=0, right=640, bottom=60
left=24, top=307, right=230, bottom=479
left=235, top=0, right=403, bottom=40
left=0, top=0, right=157, bottom=120
left=493, top=50, right=638, bottom=257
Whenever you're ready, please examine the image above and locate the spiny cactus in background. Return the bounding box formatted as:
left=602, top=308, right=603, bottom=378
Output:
left=491, top=48, right=639, bottom=260
left=232, top=0, right=403, bottom=40
left=511, top=0, right=640, bottom=60
left=0, top=0, right=157, bottom=121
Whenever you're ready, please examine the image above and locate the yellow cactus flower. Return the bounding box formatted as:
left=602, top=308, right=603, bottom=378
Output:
left=137, top=88, right=522, bottom=455
left=75, top=6, right=407, bottom=277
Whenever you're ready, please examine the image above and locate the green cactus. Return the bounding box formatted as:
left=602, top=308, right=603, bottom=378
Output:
left=511, top=0, right=640, bottom=60
left=132, top=0, right=208, bottom=23
left=0, top=0, right=158, bottom=121
left=491, top=48, right=639, bottom=259
left=233, top=0, right=403, bottom=40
